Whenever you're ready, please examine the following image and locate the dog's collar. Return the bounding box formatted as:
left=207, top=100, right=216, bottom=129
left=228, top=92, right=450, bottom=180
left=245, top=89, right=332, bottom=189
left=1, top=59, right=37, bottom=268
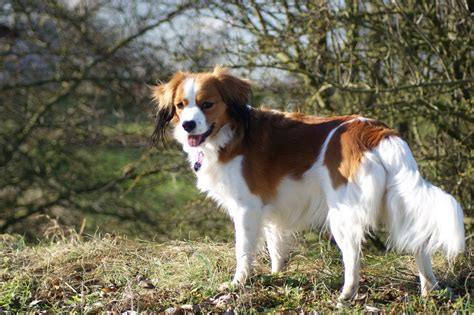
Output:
left=193, top=150, right=204, bottom=172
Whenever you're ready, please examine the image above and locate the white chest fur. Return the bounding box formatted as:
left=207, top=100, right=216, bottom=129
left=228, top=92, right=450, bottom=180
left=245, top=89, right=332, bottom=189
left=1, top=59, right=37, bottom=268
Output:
left=195, top=154, right=263, bottom=217
left=179, top=124, right=263, bottom=216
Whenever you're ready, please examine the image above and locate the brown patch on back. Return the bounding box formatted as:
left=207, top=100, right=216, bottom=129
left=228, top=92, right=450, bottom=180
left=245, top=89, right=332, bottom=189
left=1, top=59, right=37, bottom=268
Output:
left=324, top=119, right=397, bottom=189
left=219, top=110, right=356, bottom=202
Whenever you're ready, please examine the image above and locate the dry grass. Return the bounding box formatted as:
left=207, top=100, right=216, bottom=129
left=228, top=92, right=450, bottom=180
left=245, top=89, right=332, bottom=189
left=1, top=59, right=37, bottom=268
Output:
left=1, top=231, right=472, bottom=313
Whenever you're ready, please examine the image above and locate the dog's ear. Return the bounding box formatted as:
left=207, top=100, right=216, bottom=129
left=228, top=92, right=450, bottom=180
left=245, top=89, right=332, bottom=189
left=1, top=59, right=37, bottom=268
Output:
left=150, top=72, right=186, bottom=146
left=213, top=65, right=252, bottom=134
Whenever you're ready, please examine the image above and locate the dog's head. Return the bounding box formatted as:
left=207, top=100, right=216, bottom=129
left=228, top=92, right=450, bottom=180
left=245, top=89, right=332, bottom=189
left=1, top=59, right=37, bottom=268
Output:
left=151, top=66, right=252, bottom=148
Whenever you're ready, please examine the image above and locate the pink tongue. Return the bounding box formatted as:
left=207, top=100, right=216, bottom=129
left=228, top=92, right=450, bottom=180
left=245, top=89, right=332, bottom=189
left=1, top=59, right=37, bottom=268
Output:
left=188, top=134, right=203, bottom=147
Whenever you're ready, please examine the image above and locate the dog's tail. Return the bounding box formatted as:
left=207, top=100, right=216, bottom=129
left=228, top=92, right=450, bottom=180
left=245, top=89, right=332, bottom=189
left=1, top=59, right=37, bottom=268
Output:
left=376, top=136, right=465, bottom=257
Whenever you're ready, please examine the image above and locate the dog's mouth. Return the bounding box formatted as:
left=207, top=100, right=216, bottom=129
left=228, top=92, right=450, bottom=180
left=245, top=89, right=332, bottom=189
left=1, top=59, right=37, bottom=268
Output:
left=187, top=124, right=215, bottom=147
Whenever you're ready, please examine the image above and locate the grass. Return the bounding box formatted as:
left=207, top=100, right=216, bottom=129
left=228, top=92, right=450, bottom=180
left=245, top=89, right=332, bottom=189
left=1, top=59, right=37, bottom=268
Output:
left=1, top=231, right=472, bottom=313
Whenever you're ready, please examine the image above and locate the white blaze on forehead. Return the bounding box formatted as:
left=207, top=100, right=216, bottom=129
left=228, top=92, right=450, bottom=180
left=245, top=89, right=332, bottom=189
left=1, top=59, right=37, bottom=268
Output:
left=180, top=78, right=207, bottom=134
left=184, top=78, right=197, bottom=107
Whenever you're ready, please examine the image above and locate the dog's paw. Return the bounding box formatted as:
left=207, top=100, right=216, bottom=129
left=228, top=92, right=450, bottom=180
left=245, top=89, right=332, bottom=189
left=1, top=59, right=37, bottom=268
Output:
left=218, top=281, right=236, bottom=292
left=421, top=282, right=441, bottom=297
left=422, top=286, right=455, bottom=301
left=334, top=296, right=352, bottom=309
left=335, top=292, right=358, bottom=309
left=218, top=279, right=244, bottom=292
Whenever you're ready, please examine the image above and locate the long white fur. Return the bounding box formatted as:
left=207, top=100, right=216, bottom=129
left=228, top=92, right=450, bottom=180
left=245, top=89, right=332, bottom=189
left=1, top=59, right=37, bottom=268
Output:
left=375, top=136, right=465, bottom=257
left=175, top=103, right=465, bottom=300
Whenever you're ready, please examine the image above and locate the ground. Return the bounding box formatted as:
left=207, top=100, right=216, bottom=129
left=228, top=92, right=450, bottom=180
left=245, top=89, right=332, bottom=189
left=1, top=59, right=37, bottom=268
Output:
left=1, top=232, right=472, bottom=313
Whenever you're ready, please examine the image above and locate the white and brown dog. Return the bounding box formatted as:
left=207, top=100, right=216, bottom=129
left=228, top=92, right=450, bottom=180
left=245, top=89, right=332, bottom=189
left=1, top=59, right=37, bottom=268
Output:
left=151, top=66, right=464, bottom=302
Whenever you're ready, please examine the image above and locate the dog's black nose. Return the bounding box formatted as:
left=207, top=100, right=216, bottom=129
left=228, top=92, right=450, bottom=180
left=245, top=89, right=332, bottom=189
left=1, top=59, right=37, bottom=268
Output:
left=182, top=120, right=196, bottom=132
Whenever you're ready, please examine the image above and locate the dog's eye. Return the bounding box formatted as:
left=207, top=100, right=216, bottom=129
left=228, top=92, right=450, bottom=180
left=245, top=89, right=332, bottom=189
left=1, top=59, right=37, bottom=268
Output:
left=202, top=102, right=214, bottom=109
left=176, top=103, right=184, bottom=110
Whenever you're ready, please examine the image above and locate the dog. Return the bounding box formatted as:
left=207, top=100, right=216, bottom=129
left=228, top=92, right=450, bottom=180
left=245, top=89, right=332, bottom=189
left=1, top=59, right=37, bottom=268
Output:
left=151, top=66, right=465, bottom=302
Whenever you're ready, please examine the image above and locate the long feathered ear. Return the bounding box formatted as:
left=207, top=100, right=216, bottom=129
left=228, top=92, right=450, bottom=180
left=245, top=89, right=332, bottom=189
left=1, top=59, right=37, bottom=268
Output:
left=213, top=65, right=252, bottom=134
left=150, top=84, right=174, bottom=146
left=150, top=72, right=185, bottom=146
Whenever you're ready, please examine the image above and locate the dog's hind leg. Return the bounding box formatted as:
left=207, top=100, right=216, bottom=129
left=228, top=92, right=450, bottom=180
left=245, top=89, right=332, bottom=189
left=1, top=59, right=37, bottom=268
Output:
left=328, top=208, right=363, bottom=302
left=415, top=250, right=439, bottom=297
left=264, top=224, right=292, bottom=273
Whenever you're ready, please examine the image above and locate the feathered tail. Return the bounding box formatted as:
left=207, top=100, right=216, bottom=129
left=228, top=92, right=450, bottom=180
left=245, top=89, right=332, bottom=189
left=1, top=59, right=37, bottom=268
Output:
left=376, top=137, right=465, bottom=256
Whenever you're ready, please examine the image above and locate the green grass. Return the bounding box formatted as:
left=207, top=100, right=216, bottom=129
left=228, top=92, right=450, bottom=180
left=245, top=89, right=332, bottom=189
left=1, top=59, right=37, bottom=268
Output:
left=69, top=142, right=233, bottom=241
left=1, top=233, right=472, bottom=313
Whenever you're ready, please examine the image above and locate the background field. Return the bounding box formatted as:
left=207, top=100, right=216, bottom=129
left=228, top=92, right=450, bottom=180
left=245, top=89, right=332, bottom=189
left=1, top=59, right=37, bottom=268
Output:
left=0, top=0, right=472, bottom=312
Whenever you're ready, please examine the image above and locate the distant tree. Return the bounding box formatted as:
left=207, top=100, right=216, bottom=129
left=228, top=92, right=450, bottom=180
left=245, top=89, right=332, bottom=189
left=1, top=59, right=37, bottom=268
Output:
left=0, top=0, right=195, bottom=237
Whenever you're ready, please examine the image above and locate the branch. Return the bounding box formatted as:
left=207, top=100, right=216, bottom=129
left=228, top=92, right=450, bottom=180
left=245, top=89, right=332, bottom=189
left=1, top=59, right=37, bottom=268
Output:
left=64, top=198, right=166, bottom=234
left=391, top=0, right=452, bottom=81
left=0, top=80, right=82, bottom=167
left=74, top=167, right=162, bottom=195
left=334, top=78, right=474, bottom=94
left=0, top=2, right=193, bottom=167
left=230, top=62, right=474, bottom=94
left=0, top=167, right=162, bottom=231
left=0, top=76, right=146, bottom=92
left=0, top=198, right=61, bottom=232
left=87, top=2, right=193, bottom=70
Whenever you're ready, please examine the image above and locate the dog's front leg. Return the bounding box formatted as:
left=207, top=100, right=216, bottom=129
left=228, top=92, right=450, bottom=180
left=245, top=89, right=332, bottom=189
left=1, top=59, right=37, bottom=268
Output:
left=231, top=207, right=263, bottom=285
